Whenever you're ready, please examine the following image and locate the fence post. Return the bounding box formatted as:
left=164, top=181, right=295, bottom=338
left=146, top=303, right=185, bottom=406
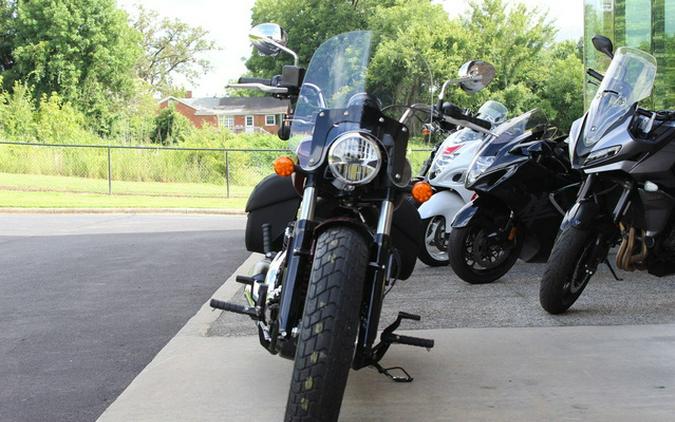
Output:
left=107, top=146, right=112, bottom=195
left=225, top=150, right=230, bottom=199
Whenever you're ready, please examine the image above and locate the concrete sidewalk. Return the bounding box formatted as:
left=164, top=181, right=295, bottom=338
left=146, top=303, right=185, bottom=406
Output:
left=98, top=258, right=675, bottom=422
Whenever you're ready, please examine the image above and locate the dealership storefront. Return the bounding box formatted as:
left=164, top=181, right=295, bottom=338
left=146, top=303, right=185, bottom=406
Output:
left=584, top=0, right=674, bottom=108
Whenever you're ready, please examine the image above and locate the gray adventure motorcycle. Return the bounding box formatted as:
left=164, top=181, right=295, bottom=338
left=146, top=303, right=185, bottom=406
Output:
left=539, top=36, right=675, bottom=314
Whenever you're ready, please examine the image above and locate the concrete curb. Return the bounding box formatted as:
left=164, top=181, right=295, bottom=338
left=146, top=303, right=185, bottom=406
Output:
left=0, top=207, right=246, bottom=215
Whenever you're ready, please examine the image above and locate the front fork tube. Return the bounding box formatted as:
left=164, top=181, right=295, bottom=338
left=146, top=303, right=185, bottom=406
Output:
left=353, top=197, right=395, bottom=369
left=278, top=181, right=317, bottom=337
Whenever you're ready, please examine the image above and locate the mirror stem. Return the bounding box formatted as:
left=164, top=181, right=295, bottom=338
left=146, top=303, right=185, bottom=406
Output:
left=263, top=37, right=299, bottom=66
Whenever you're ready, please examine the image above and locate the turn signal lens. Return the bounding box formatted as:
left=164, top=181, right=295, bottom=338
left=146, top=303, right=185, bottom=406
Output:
left=412, top=181, right=433, bottom=203
left=273, top=156, right=295, bottom=177
left=422, top=127, right=432, bottom=136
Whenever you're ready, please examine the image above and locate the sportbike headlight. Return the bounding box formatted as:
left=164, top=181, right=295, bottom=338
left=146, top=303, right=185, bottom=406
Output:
left=466, top=155, right=495, bottom=186
left=328, top=132, right=382, bottom=185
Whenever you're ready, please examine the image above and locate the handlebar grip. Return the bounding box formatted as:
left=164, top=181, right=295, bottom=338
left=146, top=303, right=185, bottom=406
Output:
left=237, top=77, right=272, bottom=85
left=464, top=114, right=493, bottom=130
left=587, top=68, right=604, bottom=82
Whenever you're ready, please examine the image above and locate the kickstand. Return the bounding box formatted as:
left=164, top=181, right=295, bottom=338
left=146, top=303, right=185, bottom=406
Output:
left=605, top=258, right=623, bottom=281
left=371, top=361, right=414, bottom=383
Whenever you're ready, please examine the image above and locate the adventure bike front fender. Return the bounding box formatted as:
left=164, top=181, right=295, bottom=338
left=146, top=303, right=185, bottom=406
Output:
left=560, top=200, right=601, bottom=231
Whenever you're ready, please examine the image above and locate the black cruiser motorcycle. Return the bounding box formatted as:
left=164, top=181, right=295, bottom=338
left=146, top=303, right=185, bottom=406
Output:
left=210, top=25, right=497, bottom=421
left=539, top=36, right=675, bottom=314
left=446, top=109, right=581, bottom=284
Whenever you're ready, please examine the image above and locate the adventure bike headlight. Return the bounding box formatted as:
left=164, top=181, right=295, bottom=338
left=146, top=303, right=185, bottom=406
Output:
left=585, top=145, right=621, bottom=165
left=328, top=132, right=382, bottom=185
left=466, top=155, right=495, bottom=185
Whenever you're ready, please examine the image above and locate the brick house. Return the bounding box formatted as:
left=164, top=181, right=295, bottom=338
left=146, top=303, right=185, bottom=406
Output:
left=158, top=93, right=289, bottom=134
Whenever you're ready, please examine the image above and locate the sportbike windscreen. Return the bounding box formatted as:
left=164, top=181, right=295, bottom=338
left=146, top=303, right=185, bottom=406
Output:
left=583, top=47, right=657, bottom=147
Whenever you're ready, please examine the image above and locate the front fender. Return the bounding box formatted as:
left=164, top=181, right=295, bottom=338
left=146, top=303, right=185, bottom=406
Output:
left=560, top=200, right=601, bottom=231
left=450, top=201, right=480, bottom=228
left=418, top=190, right=466, bottom=233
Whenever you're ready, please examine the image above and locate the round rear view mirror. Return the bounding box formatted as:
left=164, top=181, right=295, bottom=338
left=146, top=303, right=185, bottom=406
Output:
left=458, top=60, right=496, bottom=93
left=249, top=23, right=288, bottom=56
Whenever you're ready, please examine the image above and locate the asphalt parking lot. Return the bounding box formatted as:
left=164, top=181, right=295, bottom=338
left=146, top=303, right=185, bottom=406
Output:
left=0, top=214, right=248, bottom=422
left=210, top=256, right=675, bottom=336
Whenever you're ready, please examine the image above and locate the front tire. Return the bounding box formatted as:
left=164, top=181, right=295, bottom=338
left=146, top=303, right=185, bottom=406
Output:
left=285, top=227, right=368, bottom=422
left=447, top=219, right=521, bottom=284
left=419, top=216, right=449, bottom=267
left=539, top=226, right=601, bottom=314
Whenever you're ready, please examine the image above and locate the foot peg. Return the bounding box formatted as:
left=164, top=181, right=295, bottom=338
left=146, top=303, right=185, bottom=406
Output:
left=381, top=312, right=434, bottom=350
left=210, top=299, right=258, bottom=318
left=370, top=311, right=434, bottom=383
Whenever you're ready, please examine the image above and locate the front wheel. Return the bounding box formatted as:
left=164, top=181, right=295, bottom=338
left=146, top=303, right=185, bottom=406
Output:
left=447, top=217, right=521, bottom=284
left=539, top=226, right=603, bottom=314
left=285, top=227, right=368, bottom=422
left=419, top=216, right=449, bottom=267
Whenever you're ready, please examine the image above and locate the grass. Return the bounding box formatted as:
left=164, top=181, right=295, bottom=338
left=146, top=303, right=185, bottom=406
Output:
left=0, top=172, right=254, bottom=198
left=0, top=172, right=251, bottom=209
left=0, top=190, right=248, bottom=209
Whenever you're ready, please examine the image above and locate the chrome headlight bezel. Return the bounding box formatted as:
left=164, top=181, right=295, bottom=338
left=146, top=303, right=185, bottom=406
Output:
left=328, top=131, right=382, bottom=185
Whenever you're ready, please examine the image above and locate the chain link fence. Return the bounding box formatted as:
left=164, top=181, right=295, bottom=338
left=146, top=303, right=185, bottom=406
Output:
left=0, top=141, right=432, bottom=205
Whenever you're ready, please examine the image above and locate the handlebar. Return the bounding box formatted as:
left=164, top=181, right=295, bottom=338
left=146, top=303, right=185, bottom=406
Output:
left=587, top=68, right=604, bottom=82
left=443, top=102, right=493, bottom=132
left=238, top=77, right=273, bottom=85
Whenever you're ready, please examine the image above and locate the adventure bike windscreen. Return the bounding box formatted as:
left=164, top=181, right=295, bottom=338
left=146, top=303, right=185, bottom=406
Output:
left=583, top=47, right=657, bottom=147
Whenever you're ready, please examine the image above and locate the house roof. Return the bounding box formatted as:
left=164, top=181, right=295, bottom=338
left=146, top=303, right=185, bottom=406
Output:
left=160, top=95, right=289, bottom=116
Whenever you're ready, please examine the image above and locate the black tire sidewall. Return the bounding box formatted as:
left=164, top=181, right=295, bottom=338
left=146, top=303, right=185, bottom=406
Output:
left=284, top=227, right=368, bottom=422
left=539, top=226, right=596, bottom=314
left=447, top=221, right=521, bottom=284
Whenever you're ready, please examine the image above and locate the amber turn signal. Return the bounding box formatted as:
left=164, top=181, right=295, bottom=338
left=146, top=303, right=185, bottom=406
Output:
left=422, top=127, right=432, bottom=136
left=273, top=156, right=295, bottom=177
left=411, top=181, right=433, bottom=203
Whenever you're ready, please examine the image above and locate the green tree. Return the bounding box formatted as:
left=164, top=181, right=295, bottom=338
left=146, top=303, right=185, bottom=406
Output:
left=246, top=0, right=395, bottom=76
left=131, top=5, right=216, bottom=97
left=2, top=0, right=141, bottom=133
left=151, top=104, right=193, bottom=145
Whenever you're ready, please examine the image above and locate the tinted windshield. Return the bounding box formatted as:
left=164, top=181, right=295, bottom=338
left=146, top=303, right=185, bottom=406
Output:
left=583, top=47, right=657, bottom=147
left=291, top=30, right=438, bottom=171
left=475, top=109, right=549, bottom=157
left=290, top=31, right=374, bottom=157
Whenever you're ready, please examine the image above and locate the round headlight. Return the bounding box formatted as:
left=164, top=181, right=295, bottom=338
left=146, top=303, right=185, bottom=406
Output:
left=328, top=132, right=382, bottom=185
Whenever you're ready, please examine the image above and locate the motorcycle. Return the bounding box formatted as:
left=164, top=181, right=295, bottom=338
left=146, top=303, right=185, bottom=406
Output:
left=418, top=99, right=508, bottom=266
left=446, top=109, right=581, bottom=284
left=539, top=36, right=675, bottom=314
left=210, top=25, right=497, bottom=421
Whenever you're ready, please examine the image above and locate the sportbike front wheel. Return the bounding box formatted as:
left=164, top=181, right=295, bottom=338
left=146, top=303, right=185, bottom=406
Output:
left=284, top=227, right=368, bottom=422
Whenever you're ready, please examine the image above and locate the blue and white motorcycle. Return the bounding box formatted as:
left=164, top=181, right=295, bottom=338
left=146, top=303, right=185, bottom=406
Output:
left=418, top=100, right=508, bottom=266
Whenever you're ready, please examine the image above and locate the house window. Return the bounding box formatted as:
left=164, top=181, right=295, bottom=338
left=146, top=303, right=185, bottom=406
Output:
left=265, top=115, right=276, bottom=126
left=219, top=115, right=235, bottom=129
left=245, top=115, right=254, bottom=127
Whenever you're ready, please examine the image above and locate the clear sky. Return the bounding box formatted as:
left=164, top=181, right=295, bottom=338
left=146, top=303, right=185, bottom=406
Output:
left=117, top=0, right=583, bottom=97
